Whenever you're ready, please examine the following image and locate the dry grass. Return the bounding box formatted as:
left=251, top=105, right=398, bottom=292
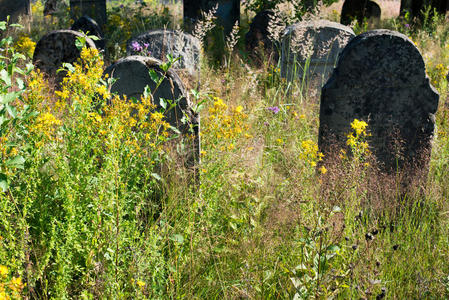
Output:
left=323, top=0, right=401, bottom=20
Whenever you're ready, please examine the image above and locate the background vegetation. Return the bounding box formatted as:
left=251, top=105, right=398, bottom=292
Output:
left=0, top=0, right=448, bottom=298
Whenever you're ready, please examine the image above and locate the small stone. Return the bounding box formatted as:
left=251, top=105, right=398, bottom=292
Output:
left=127, top=29, right=201, bottom=78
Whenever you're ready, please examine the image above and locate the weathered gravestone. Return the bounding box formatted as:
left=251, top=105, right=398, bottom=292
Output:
left=33, top=30, right=96, bottom=82
left=0, top=0, right=30, bottom=23
left=71, top=15, right=105, bottom=50
left=44, top=0, right=58, bottom=16
left=318, top=30, right=439, bottom=179
left=126, top=29, right=201, bottom=78
left=341, top=0, right=381, bottom=26
left=104, top=56, right=200, bottom=167
left=245, top=10, right=283, bottom=64
left=69, top=0, right=106, bottom=30
left=281, top=20, right=355, bottom=91
left=183, top=0, right=240, bottom=35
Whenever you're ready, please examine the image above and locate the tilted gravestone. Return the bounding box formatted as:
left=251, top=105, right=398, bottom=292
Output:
left=69, top=0, right=106, bottom=30
left=104, top=56, right=200, bottom=167
left=318, top=30, right=439, bottom=179
left=245, top=10, right=283, bottom=64
left=0, top=0, right=30, bottom=23
left=71, top=15, right=105, bottom=50
left=340, top=0, right=381, bottom=26
left=281, top=20, right=355, bottom=91
left=183, top=0, right=240, bottom=35
left=126, top=29, right=201, bottom=78
left=33, top=30, right=97, bottom=82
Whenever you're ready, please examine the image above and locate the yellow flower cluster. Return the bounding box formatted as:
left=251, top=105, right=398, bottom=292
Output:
left=14, top=36, right=36, bottom=58
left=0, top=265, right=26, bottom=299
left=202, top=97, right=251, bottom=152
left=346, top=119, right=370, bottom=156
left=32, top=112, right=62, bottom=140
left=300, top=139, right=324, bottom=167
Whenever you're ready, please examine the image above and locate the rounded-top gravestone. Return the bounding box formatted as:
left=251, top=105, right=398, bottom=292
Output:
left=126, top=29, right=201, bottom=78
left=104, top=56, right=200, bottom=167
left=71, top=15, right=105, bottom=50
left=341, top=0, right=381, bottom=26
left=33, top=30, right=97, bottom=82
left=0, top=0, right=30, bottom=23
left=281, top=20, right=355, bottom=92
left=318, top=30, right=439, bottom=178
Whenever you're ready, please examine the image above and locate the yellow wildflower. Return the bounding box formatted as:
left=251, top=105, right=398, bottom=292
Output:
left=0, top=266, right=7, bottom=278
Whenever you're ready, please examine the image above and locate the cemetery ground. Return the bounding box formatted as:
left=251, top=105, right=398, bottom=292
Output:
left=1, top=0, right=449, bottom=298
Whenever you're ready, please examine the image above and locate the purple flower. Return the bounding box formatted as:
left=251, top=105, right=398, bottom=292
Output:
left=264, top=122, right=269, bottom=127
left=131, top=41, right=143, bottom=52
left=143, top=42, right=149, bottom=49
left=405, top=24, right=410, bottom=28
left=267, top=106, right=280, bottom=114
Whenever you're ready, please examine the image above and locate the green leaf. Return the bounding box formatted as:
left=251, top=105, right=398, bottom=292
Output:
left=170, top=234, right=184, bottom=244
left=6, top=155, right=25, bottom=169
left=0, top=69, right=11, bottom=86
left=5, top=104, right=17, bottom=118
left=159, top=98, right=167, bottom=110
left=0, top=173, right=8, bottom=192
left=148, top=69, right=160, bottom=84
left=151, top=173, right=161, bottom=181
left=60, top=63, right=75, bottom=73
left=0, top=21, right=6, bottom=31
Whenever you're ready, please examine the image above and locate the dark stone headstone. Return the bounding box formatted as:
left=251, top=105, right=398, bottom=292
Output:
left=32, top=30, right=97, bottom=82
left=71, top=15, right=105, bottom=50
left=281, top=20, right=354, bottom=92
left=341, top=0, right=381, bottom=26
left=319, top=30, right=439, bottom=180
left=183, top=0, right=240, bottom=35
left=0, top=0, right=30, bottom=23
left=104, top=56, right=200, bottom=167
left=69, top=0, right=106, bottom=30
left=245, top=10, right=283, bottom=64
left=43, top=0, right=58, bottom=16
left=126, top=29, right=201, bottom=77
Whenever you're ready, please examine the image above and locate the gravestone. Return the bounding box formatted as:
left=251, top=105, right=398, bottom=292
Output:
left=281, top=20, right=355, bottom=91
left=44, top=0, right=58, bottom=16
left=69, top=0, right=106, bottom=30
left=318, top=30, right=439, bottom=179
left=341, top=0, right=381, bottom=26
left=0, top=0, right=31, bottom=23
left=245, top=10, right=283, bottom=64
left=33, top=30, right=97, bottom=82
left=126, top=29, right=201, bottom=77
left=183, top=0, right=240, bottom=35
left=71, top=15, right=105, bottom=50
left=104, top=56, right=200, bottom=167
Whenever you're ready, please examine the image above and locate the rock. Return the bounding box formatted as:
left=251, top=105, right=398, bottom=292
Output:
left=126, top=29, right=201, bottom=78
left=69, top=0, right=107, bottom=30
left=71, top=15, right=105, bottom=50
left=281, top=20, right=354, bottom=92
left=341, top=0, right=381, bottom=26
left=33, top=30, right=97, bottom=82
left=245, top=9, right=283, bottom=64
left=318, top=30, right=439, bottom=180
left=43, top=0, right=58, bottom=16
left=183, top=0, right=240, bottom=35
left=0, top=0, right=30, bottom=23
left=104, top=56, right=200, bottom=167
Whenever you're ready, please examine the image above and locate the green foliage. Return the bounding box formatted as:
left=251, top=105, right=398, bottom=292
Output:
left=1, top=2, right=449, bottom=299
left=244, top=0, right=339, bottom=18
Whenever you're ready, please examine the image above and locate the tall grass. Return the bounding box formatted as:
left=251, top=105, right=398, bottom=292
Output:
left=0, top=1, right=448, bottom=298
